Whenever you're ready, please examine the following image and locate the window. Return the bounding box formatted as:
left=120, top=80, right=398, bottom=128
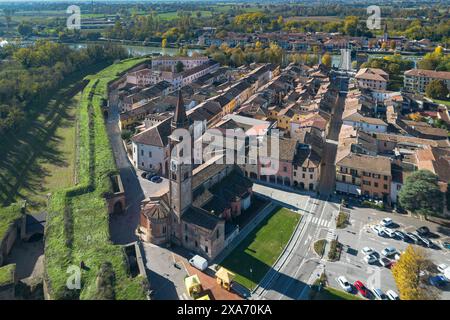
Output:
left=216, top=230, right=219, bottom=239
left=309, top=168, right=314, bottom=172
left=195, top=241, right=198, bottom=247
left=302, top=167, right=307, bottom=172
left=163, top=226, right=166, bottom=234
left=294, top=172, right=296, bottom=177
left=184, top=172, right=189, bottom=180
left=302, top=174, right=305, bottom=179
left=310, top=174, right=313, bottom=179
left=148, top=151, right=152, bottom=158
left=384, top=175, right=388, bottom=181
left=384, top=184, right=388, bottom=190
left=363, top=180, right=371, bottom=186
left=141, top=162, right=144, bottom=167
left=374, top=182, right=379, bottom=188
left=185, top=235, right=188, bottom=242
left=205, top=246, right=208, bottom=253
left=283, top=166, right=287, bottom=172
left=141, top=150, right=144, bottom=156
left=185, top=223, right=188, bottom=231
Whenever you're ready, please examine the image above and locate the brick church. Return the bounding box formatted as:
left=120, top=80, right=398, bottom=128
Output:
left=138, top=92, right=253, bottom=260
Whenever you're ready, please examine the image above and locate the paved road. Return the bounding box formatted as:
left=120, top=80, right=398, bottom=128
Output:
left=250, top=184, right=340, bottom=300
left=318, top=76, right=347, bottom=196
left=107, top=92, right=146, bottom=245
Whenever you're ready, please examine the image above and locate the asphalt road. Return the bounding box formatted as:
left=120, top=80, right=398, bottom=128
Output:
left=251, top=184, right=340, bottom=300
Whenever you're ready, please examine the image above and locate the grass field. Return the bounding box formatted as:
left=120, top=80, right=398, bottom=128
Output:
left=219, top=207, right=300, bottom=290
left=314, top=287, right=363, bottom=300
left=433, top=99, right=450, bottom=108
left=0, top=84, right=84, bottom=210
left=19, top=93, right=80, bottom=207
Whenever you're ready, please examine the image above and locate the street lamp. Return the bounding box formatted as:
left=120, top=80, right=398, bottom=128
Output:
left=250, top=268, right=253, bottom=291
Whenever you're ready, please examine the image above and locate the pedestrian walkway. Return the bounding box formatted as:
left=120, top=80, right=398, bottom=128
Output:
left=311, top=217, right=332, bottom=228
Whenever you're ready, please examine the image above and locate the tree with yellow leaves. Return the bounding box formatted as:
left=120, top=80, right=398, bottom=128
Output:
left=321, top=53, right=332, bottom=68
left=161, top=38, right=167, bottom=48
left=408, top=112, right=423, bottom=122
left=391, top=245, right=438, bottom=300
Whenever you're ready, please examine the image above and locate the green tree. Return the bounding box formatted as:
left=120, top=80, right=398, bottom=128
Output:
left=425, top=79, right=449, bottom=100
left=392, top=245, right=438, bottom=300
left=398, top=170, right=444, bottom=217
left=175, top=61, right=185, bottom=73
left=343, top=16, right=358, bottom=36
left=17, top=21, right=33, bottom=37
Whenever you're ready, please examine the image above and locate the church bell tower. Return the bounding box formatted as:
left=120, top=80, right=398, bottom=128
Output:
left=169, top=91, right=193, bottom=223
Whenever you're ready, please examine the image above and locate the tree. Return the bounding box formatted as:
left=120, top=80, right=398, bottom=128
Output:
left=398, top=170, right=444, bottom=217
left=392, top=245, right=438, bottom=300
left=343, top=16, right=358, bottom=36
left=161, top=38, right=167, bottom=48
left=175, top=61, right=184, bottom=73
left=17, top=21, right=33, bottom=37
left=425, top=79, right=449, bottom=100
left=321, top=53, right=332, bottom=68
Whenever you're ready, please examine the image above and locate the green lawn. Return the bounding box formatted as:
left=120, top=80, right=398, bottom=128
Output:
left=433, top=99, right=450, bottom=108
left=314, top=287, right=363, bottom=300
left=219, top=207, right=300, bottom=290
left=0, top=264, right=16, bottom=286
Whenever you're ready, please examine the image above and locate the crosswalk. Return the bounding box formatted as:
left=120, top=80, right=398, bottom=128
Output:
left=310, top=216, right=332, bottom=228
left=179, top=293, right=190, bottom=300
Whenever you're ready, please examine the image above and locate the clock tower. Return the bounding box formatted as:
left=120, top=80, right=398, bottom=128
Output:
left=169, top=91, right=192, bottom=242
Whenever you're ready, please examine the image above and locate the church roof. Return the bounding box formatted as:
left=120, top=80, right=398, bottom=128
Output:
left=182, top=206, right=221, bottom=231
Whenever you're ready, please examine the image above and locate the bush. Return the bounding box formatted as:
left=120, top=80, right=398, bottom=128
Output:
left=314, top=239, right=327, bottom=257
left=336, top=211, right=349, bottom=229
left=121, top=129, right=132, bottom=141
left=328, top=240, right=341, bottom=261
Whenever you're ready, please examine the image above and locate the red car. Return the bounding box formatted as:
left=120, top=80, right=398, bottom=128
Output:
left=354, top=280, right=370, bottom=298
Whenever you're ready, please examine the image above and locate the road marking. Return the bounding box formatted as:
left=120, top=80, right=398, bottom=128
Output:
left=179, top=293, right=189, bottom=300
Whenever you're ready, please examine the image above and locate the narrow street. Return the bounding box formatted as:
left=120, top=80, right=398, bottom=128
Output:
left=318, top=76, right=348, bottom=196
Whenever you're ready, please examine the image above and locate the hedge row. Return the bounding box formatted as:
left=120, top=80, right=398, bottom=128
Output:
left=44, top=58, right=150, bottom=300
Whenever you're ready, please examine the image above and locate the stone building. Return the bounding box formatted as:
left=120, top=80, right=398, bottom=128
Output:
left=138, top=92, right=253, bottom=260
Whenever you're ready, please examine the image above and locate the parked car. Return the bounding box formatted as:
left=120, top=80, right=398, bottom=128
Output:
left=353, top=280, right=370, bottom=298
left=384, top=228, right=396, bottom=238
left=381, top=218, right=394, bottom=227
left=394, top=230, right=406, bottom=241
left=394, top=253, right=401, bottom=261
left=150, top=175, right=163, bottom=183
left=382, top=247, right=397, bottom=257
left=361, top=247, right=375, bottom=256
left=416, top=234, right=432, bottom=248
left=416, top=226, right=430, bottom=236
left=437, top=264, right=449, bottom=273
left=371, top=225, right=386, bottom=237
left=405, top=232, right=418, bottom=243
left=443, top=242, right=450, bottom=250
left=429, top=275, right=448, bottom=288
left=379, top=257, right=393, bottom=268
left=386, top=290, right=400, bottom=300
left=364, top=254, right=378, bottom=264
left=337, top=276, right=352, bottom=292
left=372, top=288, right=388, bottom=300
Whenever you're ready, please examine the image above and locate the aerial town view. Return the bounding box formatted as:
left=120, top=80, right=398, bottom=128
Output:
left=0, top=0, right=450, bottom=309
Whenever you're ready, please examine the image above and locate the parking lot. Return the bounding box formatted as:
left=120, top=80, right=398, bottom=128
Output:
left=324, top=206, right=450, bottom=300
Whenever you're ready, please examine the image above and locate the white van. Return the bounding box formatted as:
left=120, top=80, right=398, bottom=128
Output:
left=189, top=255, right=208, bottom=271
